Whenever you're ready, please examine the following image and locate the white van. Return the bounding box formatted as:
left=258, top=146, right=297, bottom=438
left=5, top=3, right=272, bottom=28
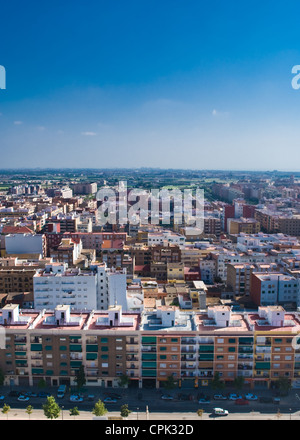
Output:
left=213, top=408, right=229, bottom=416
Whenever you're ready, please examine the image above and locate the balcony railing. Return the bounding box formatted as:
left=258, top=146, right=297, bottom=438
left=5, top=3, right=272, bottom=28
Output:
left=181, top=348, right=196, bottom=353
left=181, top=363, right=196, bottom=369
left=181, top=339, right=196, bottom=344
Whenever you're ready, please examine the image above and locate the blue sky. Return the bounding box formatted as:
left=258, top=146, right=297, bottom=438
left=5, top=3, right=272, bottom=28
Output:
left=1, top=0, right=300, bottom=170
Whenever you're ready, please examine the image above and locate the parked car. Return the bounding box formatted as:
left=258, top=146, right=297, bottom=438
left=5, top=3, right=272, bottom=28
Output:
left=213, top=407, right=229, bottom=416
left=87, top=394, right=95, bottom=401
left=244, top=393, right=257, bottom=401
left=38, top=391, right=51, bottom=398
left=273, top=396, right=281, bottom=403
left=228, top=394, right=242, bottom=401
left=104, top=392, right=122, bottom=400
left=198, top=397, right=210, bottom=404
left=8, top=391, right=21, bottom=397
left=18, top=395, right=30, bottom=402
left=161, top=394, right=174, bottom=400
left=0, top=395, right=5, bottom=401
left=70, top=395, right=83, bottom=402
left=103, top=397, right=118, bottom=403
left=259, top=396, right=273, bottom=403
left=235, top=398, right=249, bottom=405
left=213, top=394, right=227, bottom=400
left=25, top=392, right=37, bottom=398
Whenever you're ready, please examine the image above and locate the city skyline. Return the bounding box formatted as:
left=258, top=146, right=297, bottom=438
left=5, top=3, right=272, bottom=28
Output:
left=1, top=1, right=300, bottom=170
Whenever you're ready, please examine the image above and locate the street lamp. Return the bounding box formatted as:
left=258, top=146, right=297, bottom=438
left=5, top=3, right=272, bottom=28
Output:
left=61, top=405, right=64, bottom=420
left=289, top=408, right=292, bottom=421
left=137, top=407, right=139, bottom=420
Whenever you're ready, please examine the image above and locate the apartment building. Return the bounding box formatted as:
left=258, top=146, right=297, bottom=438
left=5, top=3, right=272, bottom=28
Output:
left=50, top=238, right=82, bottom=267
left=250, top=272, right=299, bottom=307
left=72, top=182, right=97, bottom=195
left=227, top=263, right=255, bottom=296
left=227, top=218, right=260, bottom=235
left=148, top=231, right=186, bottom=247
left=0, top=266, right=37, bottom=294
left=1, top=303, right=300, bottom=390
left=33, top=262, right=127, bottom=311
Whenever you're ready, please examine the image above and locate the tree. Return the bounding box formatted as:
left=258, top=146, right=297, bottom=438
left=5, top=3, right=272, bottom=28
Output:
left=233, top=376, right=245, bottom=391
left=74, top=365, right=86, bottom=390
left=37, top=378, right=46, bottom=390
left=276, top=377, right=291, bottom=396
left=197, top=409, right=204, bottom=419
left=70, top=407, right=80, bottom=420
left=118, top=374, right=129, bottom=388
left=26, top=405, right=34, bottom=420
left=120, top=404, right=131, bottom=419
left=2, top=404, right=10, bottom=420
left=0, top=369, right=4, bottom=386
left=210, top=372, right=225, bottom=390
left=92, top=400, right=108, bottom=417
left=43, top=396, right=60, bottom=420
left=163, top=375, right=176, bottom=390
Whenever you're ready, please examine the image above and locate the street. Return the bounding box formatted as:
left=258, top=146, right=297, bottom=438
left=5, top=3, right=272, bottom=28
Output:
left=0, top=385, right=299, bottom=420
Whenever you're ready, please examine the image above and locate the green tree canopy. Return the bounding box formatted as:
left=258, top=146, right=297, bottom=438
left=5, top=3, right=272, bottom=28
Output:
left=42, top=396, right=60, bottom=420
left=74, top=365, right=86, bottom=390
left=120, top=404, right=131, bottom=418
left=92, top=400, right=108, bottom=417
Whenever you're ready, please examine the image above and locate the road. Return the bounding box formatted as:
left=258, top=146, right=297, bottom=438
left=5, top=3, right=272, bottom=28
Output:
left=0, top=385, right=299, bottom=420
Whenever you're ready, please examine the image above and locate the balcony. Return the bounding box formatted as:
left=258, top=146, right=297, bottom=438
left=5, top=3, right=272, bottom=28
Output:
left=181, top=347, right=196, bottom=354
left=126, top=364, right=139, bottom=369
left=181, top=338, right=196, bottom=345
left=256, top=347, right=271, bottom=354
left=238, top=363, right=253, bottom=370
left=14, top=337, right=27, bottom=343
left=238, top=354, right=253, bottom=360
left=237, top=370, right=253, bottom=377
left=86, top=370, right=99, bottom=377
left=31, top=354, right=43, bottom=360
left=181, top=363, right=196, bottom=369
left=126, top=356, right=139, bottom=361
left=126, top=338, right=139, bottom=345
left=141, top=347, right=156, bottom=353
left=181, top=355, right=196, bottom=361
left=181, top=371, right=197, bottom=378
left=198, top=371, right=213, bottom=378
left=127, top=347, right=139, bottom=353
left=254, top=372, right=269, bottom=378
left=70, top=353, right=83, bottom=360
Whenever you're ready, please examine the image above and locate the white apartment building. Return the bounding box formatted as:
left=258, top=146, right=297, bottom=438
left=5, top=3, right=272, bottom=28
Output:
left=212, top=250, right=274, bottom=281
left=148, top=230, right=186, bottom=247
left=34, top=262, right=127, bottom=311
left=199, top=259, right=216, bottom=284
left=33, top=263, right=97, bottom=310
left=91, top=263, right=127, bottom=311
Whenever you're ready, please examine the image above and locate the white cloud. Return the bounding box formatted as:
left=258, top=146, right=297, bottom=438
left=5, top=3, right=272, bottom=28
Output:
left=81, top=131, right=97, bottom=136
left=212, top=109, right=229, bottom=117
left=14, top=120, right=23, bottom=125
